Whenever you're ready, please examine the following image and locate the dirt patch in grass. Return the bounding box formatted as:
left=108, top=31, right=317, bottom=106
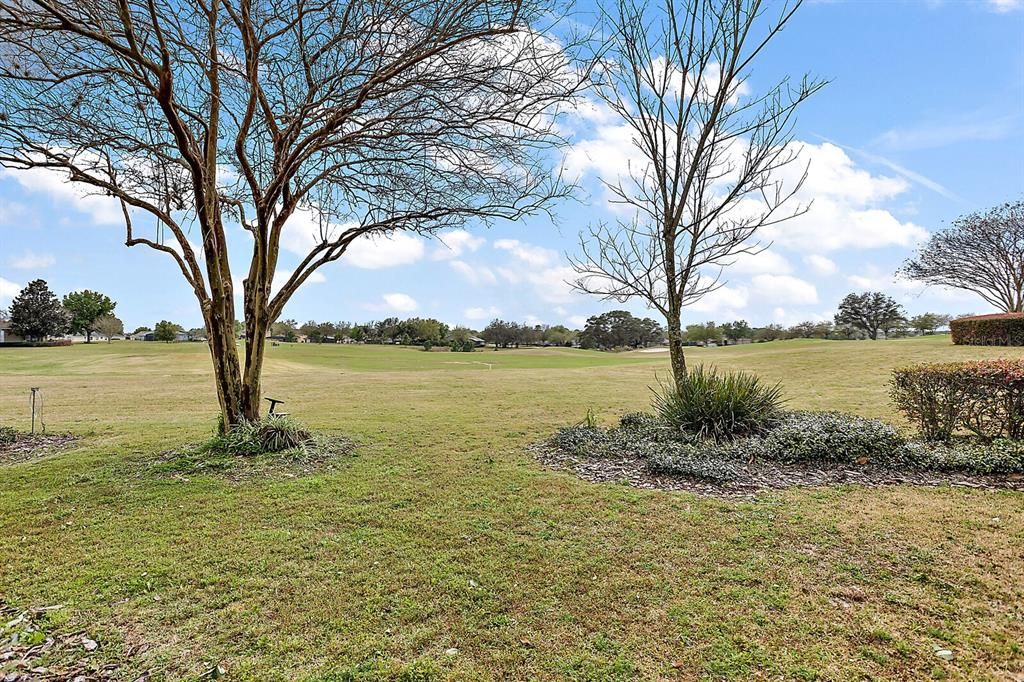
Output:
left=149, top=435, right=356, bottom=482
left=0, top=602, right=141, bottom=681
left=531, top=442, right=1024, bottom=498
left=0, top=433, right=77, bottom=467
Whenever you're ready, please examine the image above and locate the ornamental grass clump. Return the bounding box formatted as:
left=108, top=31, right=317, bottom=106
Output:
left=204, top=416, right=312, bottom=456
left=652, top=366, right=784, bottom=442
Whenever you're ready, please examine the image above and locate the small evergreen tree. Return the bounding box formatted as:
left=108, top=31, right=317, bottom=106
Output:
left=9, top=279, right=69, bottom=341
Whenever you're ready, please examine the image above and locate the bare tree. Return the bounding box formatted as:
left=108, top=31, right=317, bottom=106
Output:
left=569, top=0, right=824, bottom=387
left=900, top=201, right=1024, bottom=313
left=94, top=314, right=125, bottom=343
left=0, top=0, right=586, bottom=427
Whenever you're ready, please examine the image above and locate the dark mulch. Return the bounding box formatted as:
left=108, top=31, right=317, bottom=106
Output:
left=0, top=433, right=77, bottom=467
left=531, top=443, right=1024, bottom=498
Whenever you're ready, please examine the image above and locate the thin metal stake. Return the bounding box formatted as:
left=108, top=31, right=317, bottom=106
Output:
left=29, top=387, right=41, bottom=434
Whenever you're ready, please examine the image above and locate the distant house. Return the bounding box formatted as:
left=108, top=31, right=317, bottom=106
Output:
left=131, top=330, right=154, bottom=341
left=469, top=336, right=487, bottom=348
left=0, top=320, right=25, bottom=344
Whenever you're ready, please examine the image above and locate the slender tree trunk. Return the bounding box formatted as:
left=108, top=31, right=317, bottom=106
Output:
left=241, top=321, right=269, bottom=422
left=667, top=313, right=687, bottom=392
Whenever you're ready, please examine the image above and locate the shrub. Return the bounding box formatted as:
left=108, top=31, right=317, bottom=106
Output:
left=0, top=426, right=16, bottom=445
left=904, top=438, right=1024, bottom=475
left=891, top=360, right=1024, bottom=441
left=950, top=313, right=1024, bottom=346
left=551, top=426, right=615, bottom=457
left=747, top=411, right=910, bottom=466
left=651, top=366, right=784, bottom=441
left=549, top=409, right=1024, bottom=480
left=0, top=340, right=72, bottom=348
left=642, top=439, right=744, bottom=481
left=204, top=416, right=312, bottom=456
left=890, top=364, right=972, bottom=441
left=448, top=339, right=475, bottom=352
left=618, top=412, right=660, bottom=431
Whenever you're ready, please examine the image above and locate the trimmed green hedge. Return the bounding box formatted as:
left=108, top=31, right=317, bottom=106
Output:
left=950, top=313, right=1024, bottom=346
left=891, top=359, right=1024, bottom=441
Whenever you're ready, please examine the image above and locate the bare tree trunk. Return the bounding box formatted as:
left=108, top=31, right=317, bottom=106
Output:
left=204, top=306, right=246, bottom=429
left=667, top=318, right=687, bottom=391
left=241, top=321, right=269, bottom=423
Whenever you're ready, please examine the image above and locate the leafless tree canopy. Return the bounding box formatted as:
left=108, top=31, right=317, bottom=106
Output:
left=569, top=0, right=824, bottom=382
left=0, top=0, right=586, bottom=424
left=900, top=201, right=1024, bottom=314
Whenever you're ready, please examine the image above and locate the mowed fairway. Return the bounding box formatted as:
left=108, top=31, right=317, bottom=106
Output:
left=1, top=337, right=1022, bottom=681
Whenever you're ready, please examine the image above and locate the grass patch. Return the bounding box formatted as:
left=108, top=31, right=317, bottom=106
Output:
left=0, top=337, right=1022, bottom=679
left=153, top=417, right=355, bottom=480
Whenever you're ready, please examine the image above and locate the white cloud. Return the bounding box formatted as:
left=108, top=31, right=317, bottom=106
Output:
left=449, top=260, right=497, bottom=285
left=0, top=166, right=123, bottom=225
left=526, top=265, right=579, bottom=304
left=0, top=277, right=21, bottom=302
left=765, top=200, right=927, bottom=253
left=280, top=210, right=424, bottom=269
left=271, top=269, right=325, bottom=296
left=988, top=0, right=1022, bottom=11
left=729, top=250, right=792, bottom=275
left=0, top=201, right=30, bottom=227
left=772, top=306, right=832, bottom=326
left=569, top=315, right=588, bottom=328
left=343, top=233, right=424, bottom=269
left=491, top=239, right=579, bottom=304
left=689, top=285, right=750, bottom=315
left=563, top=122, right=641, bottom=185
left=493, top=239, right=559, bottom=267
left=841, top=266, right=972, bottom=305
left=385, top=293, right=417, bottom=312
left=568, top=135, right=928, bottom=254
left=495, top=266, right=523, bottom=284
left=8, top=251, right=55, bottom=270
left=432, top=230, right=486, bottom=260
left=649, top=57, right=751, bottom=105
left=803, top=254, right=838, bottom=276
left=465, top=305, right=501, bottom=321
left=750, top=274, right=819, bottom=305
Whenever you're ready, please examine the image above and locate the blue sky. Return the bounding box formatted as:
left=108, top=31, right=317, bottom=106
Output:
left=1, top=0, right=1022, bottom=332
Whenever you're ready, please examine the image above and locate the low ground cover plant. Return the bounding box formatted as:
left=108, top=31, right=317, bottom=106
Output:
left=549, top=364, right=1024, bottom=483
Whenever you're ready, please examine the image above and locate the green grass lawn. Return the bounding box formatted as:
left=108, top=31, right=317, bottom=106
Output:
left=1, top=336, right=1022, bottom=681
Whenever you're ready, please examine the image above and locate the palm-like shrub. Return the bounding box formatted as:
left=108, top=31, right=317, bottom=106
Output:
left=206, top=416, right=311, bottom=456
left=652, top=366, right=784, bottom=441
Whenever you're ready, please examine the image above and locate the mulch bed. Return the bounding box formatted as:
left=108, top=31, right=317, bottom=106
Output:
left=531, top=443, right=1024, bottom=498
left=0, top=434, right=77, bottom=467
